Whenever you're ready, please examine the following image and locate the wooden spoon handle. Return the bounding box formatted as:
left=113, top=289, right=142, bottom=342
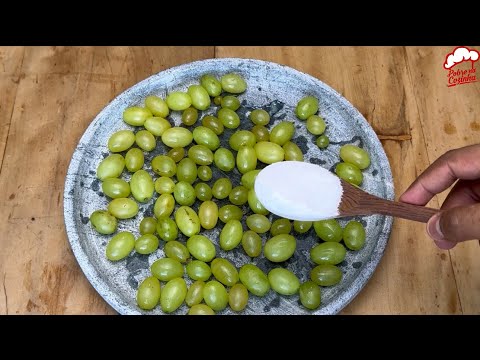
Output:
left=365, top=199, right=439, bottom=223
left=339, top=180, right=439, bottom=223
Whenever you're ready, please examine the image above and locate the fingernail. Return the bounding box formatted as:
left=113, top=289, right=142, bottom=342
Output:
left=427, top=213, right=455, bottom=250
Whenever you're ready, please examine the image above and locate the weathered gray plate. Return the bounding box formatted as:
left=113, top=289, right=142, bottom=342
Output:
left=64, top=58, right=394, bottom=315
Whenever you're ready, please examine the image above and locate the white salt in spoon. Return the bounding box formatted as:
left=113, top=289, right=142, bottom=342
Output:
left=254, top=161, right=438, bottom=223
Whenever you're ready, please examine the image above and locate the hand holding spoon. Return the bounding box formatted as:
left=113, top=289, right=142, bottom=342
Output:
left=254, top=161, right=438, bottom=223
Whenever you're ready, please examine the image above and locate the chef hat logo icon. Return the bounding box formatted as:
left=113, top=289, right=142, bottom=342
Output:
left=444, top=46, right=479, bottom=69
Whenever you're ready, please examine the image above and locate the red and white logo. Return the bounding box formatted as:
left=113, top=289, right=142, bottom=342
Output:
left=444, top=46, right=478, bottom=87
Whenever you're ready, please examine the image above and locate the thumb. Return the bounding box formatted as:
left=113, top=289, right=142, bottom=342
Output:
left=427, top=203, right=480, bottom=250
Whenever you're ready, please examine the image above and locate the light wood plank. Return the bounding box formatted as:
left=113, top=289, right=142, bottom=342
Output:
left=0, top=47, right=25, bottom=171
left=0, top=46, right=214, bottom=314
left=217, top=46, right=463, bottom=314
left=405, top=46, right=480, bottom=314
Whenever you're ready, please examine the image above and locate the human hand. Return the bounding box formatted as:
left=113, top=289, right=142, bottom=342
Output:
left=399, top=144, right=480, bottom=250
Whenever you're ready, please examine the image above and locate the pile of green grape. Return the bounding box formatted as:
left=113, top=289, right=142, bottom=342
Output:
left=89, top=72, right=371, bottom=315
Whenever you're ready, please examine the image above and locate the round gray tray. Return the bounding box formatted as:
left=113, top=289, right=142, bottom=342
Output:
left=64, top=58, right=394, bottom=315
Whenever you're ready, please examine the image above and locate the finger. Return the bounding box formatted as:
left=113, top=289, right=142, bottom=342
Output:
left=399, top=144, right=480, bottom=206
left=440, top=179, right=480, bottom=210
left=426, top=202, right=480, bottom=250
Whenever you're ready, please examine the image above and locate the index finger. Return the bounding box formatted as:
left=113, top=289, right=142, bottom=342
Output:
left=399, top=144, right=480, bottom=206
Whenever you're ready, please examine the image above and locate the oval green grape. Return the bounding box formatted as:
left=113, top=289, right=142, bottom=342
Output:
left=212, top=178, right=232, bottom=200
left=211, top=258, right=239, bottom=287
left=306, top=115, right=326, bottom=135
left=166, top=92, right=192, bottom=111
left=155, top=176, right=175, bottom=194
left=270, top=121, right=295, bottom=146
left=188, top=144, right=213, bottom=165
left=264, top=234, right=296, bottom=262
left=229, top=130, right=256, bottom=151
left=90, top=210, right=117, bottom=235
left=186, top=260, right=212, bottom=281
left=188, top=85, right=211, bottom=111
left=339, top=144, right=371, bottom=170
left=186, top=235, right=216, bottom=262
left=137, top=276, right=161, bottom=310
left=229, top=185, right=248, bottom=206
left=173, top=181, right=196, bottom=206
left=197, top=165, right=212, bottom=181
left=218, top=205, right=243, bottom=223
left=156, top=217, right=178, bottom=242
left=254, top=141, right=285, bottom=164
left=343, top=220, right=366, bottom=251
left=125, top=148, right=144, bottom=172
left=160, top=278, right=187, bottom=313
left=313, top=219, right=343, bottom=242
left=200, top=74, right=222, bottom=97
left=268, top=268, right=300, bottom=295
left=176, top=158, right=198, bottom=184
left=106, top=231, right=135, bottom=261
left=246, top=214, right=271, bottom=234
left=144, top=116, right=171, bottom=136
left=221, top=73, right=247, bottom=94
left=198, top=200, right=218, bottom=230
left=241, top=170, right=261, bottom=190
left=193, top=126, right=220, bottom=151
left=135, top=234, right=159, bottom=255
left=270, top=218, right=292, bottom=236
left=145, top=96, right=169, bottom=118
left=102, top=178, right=130, bottom=199
left=242, top=230, right=262, bottom=257
left=203, top=280, right=228, bottom=311
left=107, top=198, right=138, bottom=219
left=335, top=162, right=363, bottom=186
left=214, top=148, right=235, bottom=172
left=135, top=130, right=156, bottom=152
left=151, top=155, right=177, bottom=177
left=295, top=96, right=318, bottom=120
left=185, top=280, right=205, bottom=307
left=218, top=108, right=240, bottom=129
left=96, top=154, right=125, bottom=180
left=236, top=146, right=257, bottom=174
left=229, top=283, right=248, bottom=312
left=150, top=258, right=184, bottom=281
left=219, top=220, right=243, bottom=251
left=310, top=242, right=346, bottom=265
left=108, top=130, right=135, bottom=153
left=175, top=206, right=201, bottom=237
left=130, top=169, right=154, bottom=203
left=154, top=193, right=175, bottom=219
left=283, top=141, right=304, bottom=162
left=164, top=241, right=190, bottom=263
left=247, top=189, right=269, bottom=215
left=194, top=182, right=212, bottom=201
left=161, top=127, right=193, bottom=148
left=220, top=95, right=240, bottom=111
left=299, top=281, right=321, bottom=310
left=239, top=264, right=270, bottom=297
left=249, top=109, right=270, bottom=126
left=123, top=106, right=152, bottom=126
left=310, top=264, right=343, bottom=286
left=140, top=217, right=157, bottom=235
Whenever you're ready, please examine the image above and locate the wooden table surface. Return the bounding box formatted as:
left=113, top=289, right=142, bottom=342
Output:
left=0, top=46, right=478, bottom=315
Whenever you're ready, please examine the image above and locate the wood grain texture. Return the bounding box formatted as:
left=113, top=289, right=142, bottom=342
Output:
left=0, top=47, right=24, bottom=171
left=0, top=46, right=478, bottom=314
left=0, top=46, right=214, bottom=314
left=338, top=178, right=439, bottom=223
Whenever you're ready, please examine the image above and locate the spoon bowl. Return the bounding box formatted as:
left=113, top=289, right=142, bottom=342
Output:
left=255, top=161, right=438, bottom=223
